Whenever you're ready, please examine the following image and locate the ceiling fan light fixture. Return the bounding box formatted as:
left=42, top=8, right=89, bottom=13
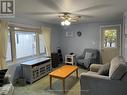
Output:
left=59, top=12, right=82, bottom=26
left=61, top=21, right=65, bottom=26
left=64, top=20, right=71, bottom=25
left=61, top=20, right=71, bottom=26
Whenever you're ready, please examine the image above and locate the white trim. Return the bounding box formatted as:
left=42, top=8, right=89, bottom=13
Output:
left=100, top=24, right=122, bottom=56
left=100, top=24, right=121, bottom=28
left=122, top=15, right=126, bottom=59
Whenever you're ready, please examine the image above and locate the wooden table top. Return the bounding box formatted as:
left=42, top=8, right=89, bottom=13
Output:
left=49, top=65, right=78, bottom=79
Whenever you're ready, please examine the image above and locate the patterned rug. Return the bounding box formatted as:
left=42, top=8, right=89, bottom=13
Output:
left=14, top=67, right=87, bottom=95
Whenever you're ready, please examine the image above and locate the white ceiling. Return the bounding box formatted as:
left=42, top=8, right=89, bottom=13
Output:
left=16, top=0, right=127, bottom=25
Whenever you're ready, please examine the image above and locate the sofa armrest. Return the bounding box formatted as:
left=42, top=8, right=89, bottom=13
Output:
left=90, top=64, right=102, bottom=72
left=80, top=71, right=110, bottom=80
left=4, top=74, right=11, bottom=84
left=76, top=55, right=84, bottom=59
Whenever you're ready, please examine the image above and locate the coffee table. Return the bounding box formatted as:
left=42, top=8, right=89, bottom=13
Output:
left=49, top=65, right=78, bottom=93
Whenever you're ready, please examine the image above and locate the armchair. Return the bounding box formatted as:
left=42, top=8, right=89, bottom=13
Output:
left=80, top=56, right=127, bottom=95
left=76, top=49, right=100, bottom=69
left=80, top=72, right=127, bottom=95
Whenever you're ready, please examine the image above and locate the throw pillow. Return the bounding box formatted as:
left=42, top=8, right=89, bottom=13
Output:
left=0, top=69, right=8, bottom=86
left=109, top=56, right=127, bottom=80
left=85, top=52, right=92, bottom=59
left=98, top=63, right=110, bottom=76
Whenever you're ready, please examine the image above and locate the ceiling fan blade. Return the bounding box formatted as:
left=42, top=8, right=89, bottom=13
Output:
left=70, top=20, right=78, bottom=22
left=75, top=4, right=111, bottom=12
left=24, top=12, right=64, bottom=15
left=38, top=0, right=61, bottom=11
left=70, top=13, right=94, bottom=18
left=80, top=15, right=94, bottom=18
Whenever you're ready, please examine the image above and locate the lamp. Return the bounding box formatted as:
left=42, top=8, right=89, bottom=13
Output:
left=61, top=20, right=71, bottom=26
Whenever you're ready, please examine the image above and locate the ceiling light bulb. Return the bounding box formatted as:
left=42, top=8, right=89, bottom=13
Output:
left=61, top=21, right=65, bottom=26
left=64, top=20, right=71, bottom=25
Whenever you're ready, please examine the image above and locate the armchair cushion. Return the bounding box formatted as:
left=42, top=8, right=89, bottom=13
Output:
left=109, top=56, right=127, bottom=80
left=98, top=63, right=110, bottom=76
left=85, top=52, right=92, bottom=59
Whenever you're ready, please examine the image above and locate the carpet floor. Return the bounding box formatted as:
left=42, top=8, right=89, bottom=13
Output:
left=14, top=67, right=87, bottom=95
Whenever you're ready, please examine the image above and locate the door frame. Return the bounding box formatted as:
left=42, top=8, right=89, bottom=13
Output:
left=100, top=24, right=122, bottom=56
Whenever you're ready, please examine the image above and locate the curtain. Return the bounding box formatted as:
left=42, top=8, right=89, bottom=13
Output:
left=0, top=20, right=8, bottom=69
left=41, top=27, right=51, bottom=57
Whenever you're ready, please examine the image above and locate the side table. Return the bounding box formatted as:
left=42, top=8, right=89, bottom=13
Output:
left=65, top=54, right=76, bottom=65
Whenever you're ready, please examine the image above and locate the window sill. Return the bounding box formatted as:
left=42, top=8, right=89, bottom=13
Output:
left=16, top=55, right=48, bottom=64
left=6, top=54, right=48, bottom=65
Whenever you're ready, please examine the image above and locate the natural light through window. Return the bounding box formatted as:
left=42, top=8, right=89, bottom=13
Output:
left=6, top=26, right=46, bottom=63
left=15, top=32, right=36, bottom=59
left=104, top=29, right=117, bottom=48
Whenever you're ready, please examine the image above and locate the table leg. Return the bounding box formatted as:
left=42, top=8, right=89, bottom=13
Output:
left=62, top=79, right=65, bottom=93
left=76, top=69, right=78, bottom=78
left=50, top=76, right=52, bottom=89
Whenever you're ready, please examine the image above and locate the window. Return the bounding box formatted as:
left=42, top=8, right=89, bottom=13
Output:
left=104, top=29, right=117, bottom=48
left=6, top=25, right=46, bottom=63
left=6, top=32, right=12, bottom=61
left=15, top=32, right=36, bottom=59
left=39, top=34, right=45, bottom=54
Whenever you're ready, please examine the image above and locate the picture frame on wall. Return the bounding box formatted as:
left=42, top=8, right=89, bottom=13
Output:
left=66, top=31, right=73, bottom=37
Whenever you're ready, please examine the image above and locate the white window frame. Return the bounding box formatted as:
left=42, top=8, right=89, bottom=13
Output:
left=7, top=25, right=46, bottom=63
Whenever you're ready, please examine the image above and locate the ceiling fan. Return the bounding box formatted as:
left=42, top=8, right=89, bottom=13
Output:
left=58, top=12, right=81, bottom=26
left=23, top=2, right=111, bottom=26
left=26, top=11, right=93, bottom=26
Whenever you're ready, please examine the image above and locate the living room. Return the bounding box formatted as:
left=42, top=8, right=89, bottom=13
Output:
left=0, top=0, right=127, bottom=95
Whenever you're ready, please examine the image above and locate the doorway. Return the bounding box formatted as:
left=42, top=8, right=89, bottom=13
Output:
left=100, top=25, right=121, bottom=64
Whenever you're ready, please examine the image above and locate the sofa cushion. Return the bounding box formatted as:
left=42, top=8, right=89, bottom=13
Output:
left=109, top=56, right=127, bottom=80
left=0, top=69, right=8, bottom=86
left=98, top=63, right=110, bottom=76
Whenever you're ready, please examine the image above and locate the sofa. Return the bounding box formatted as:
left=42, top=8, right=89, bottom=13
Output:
left=0, top=75, right=14, bottom=95
left=80, top=56, right=127, bottom=95
left=76, top=49, right=100, bottom=69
